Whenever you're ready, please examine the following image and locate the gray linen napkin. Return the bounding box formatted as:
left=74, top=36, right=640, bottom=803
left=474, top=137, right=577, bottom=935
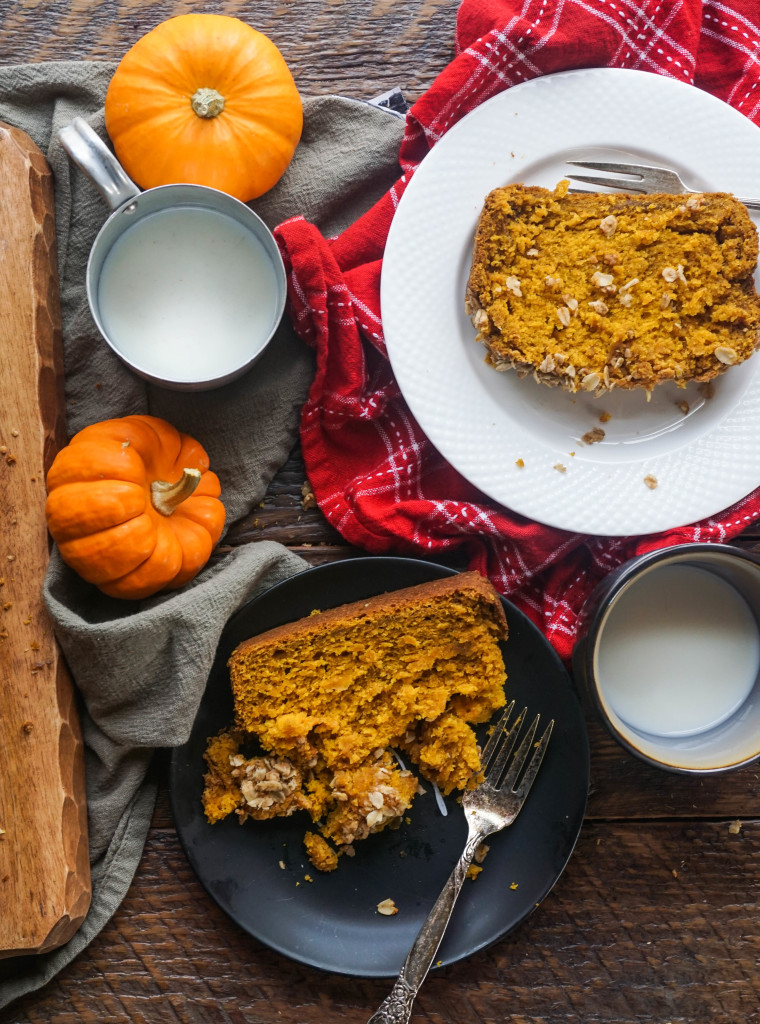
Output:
left=0, top=61, right=405, bottom=1007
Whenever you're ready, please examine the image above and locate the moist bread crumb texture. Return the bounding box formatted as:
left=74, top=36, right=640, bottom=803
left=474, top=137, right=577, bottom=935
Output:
left=465, top=181, right=760, bottom=393
left=202, top=572, right=508, bottom=871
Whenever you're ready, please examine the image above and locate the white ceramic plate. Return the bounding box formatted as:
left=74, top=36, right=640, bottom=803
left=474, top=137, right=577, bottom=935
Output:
left=381, top=68, right=760, bottom=536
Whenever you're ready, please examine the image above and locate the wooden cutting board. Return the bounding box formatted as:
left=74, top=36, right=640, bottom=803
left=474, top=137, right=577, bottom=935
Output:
left=0, top=122, right=91, bottom=956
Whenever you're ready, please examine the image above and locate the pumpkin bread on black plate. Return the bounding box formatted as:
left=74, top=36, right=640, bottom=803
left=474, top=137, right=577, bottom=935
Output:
left=202, top=572, right=508, bottom=871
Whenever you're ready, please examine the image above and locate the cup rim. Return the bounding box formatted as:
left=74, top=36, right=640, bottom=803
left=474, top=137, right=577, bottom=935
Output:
left=577, top=542, right=760, bottom=775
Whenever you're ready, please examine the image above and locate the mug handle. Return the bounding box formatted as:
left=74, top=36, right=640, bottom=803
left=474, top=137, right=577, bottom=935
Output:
left=58, top=117, right=140, bottom=211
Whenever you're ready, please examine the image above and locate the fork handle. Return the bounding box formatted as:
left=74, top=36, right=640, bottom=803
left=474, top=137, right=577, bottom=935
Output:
left=367, top=831, right=487, bottom=1024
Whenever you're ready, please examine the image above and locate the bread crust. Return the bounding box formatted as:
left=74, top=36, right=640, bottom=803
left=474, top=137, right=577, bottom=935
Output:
left=229, top=570, right=508, bottom=661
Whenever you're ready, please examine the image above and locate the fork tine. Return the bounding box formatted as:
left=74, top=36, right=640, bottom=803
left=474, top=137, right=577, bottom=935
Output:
left=564, top=172, right=649, bottom=193
left=483, top=703, right=525, bottom=784
left=479, top=700, right=516, bottom=767
left=499, top=713, right=540, bottom=791
left=512, top=720, right=554, bottom=802
left=566, top=159, right=651, bottom=178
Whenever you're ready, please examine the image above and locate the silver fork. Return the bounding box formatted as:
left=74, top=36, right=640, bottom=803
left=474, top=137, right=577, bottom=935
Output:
left=565, top=159, right=760, bottom=211
left=367, top=701, right=553, bottom=1024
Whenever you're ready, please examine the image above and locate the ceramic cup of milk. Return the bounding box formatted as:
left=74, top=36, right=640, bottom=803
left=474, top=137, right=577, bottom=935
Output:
left=572, top=544, right=760, bottom=774
left=58, top=117, right=286, bottom=391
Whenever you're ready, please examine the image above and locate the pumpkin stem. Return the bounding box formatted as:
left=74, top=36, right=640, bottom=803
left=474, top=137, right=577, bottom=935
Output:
left=191, top=88, right=225, bottom=119
left=151, top=468, right=202, bottom=516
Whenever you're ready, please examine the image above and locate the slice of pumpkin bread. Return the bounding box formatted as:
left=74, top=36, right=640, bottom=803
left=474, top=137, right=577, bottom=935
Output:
left=465, top=181, right=760, bottom=394
left=202, top=572, right=508, bottom=870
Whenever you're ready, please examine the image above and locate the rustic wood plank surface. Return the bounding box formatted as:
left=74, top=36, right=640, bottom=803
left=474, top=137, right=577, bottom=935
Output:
left=0, top=122, right=90, bottom=958
left=2, top=1, right=760, bottom=1021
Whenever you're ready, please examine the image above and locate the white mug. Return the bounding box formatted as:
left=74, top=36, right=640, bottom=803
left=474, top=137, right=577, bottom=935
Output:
left=58, top=117, right=287, bottom=391
left=573, top=543, right=760, bottom=774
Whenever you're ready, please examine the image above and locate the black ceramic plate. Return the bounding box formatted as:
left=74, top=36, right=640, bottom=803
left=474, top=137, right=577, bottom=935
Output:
left=169, top=557, right=590, bottom=978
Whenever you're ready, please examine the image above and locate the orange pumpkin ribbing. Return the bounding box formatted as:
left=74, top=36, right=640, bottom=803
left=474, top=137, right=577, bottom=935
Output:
left=45, top=415, right=225, bottom=600
left=104, top=14, right=303, bottom=202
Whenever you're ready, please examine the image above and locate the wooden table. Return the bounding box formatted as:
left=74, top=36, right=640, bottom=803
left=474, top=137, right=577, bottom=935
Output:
left=3, top=3, right=760, bottom=1022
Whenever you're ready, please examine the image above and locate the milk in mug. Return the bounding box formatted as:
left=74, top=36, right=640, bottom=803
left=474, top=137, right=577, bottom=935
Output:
left=98, top=206, right=280, bottom=383
left=595, top=564, right=760, bottom=738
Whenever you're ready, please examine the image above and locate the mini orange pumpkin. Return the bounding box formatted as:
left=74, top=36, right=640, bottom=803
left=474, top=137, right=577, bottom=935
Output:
left=104, top=13, right=303, bottom=202
left=45, top=415, right=226, bottom=600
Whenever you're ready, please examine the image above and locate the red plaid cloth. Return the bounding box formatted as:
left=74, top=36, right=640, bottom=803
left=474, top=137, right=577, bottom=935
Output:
left=274, top=0, right=760, bottom=661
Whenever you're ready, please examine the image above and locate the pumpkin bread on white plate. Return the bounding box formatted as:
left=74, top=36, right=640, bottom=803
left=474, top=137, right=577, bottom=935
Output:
left=465, top=181, right=760, bottom=394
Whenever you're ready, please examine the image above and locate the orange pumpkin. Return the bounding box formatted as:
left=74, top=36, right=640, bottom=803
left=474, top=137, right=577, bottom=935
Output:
left=45, top=415, right=226, bottom=600
left=104, top=14, right=303, bottom=202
